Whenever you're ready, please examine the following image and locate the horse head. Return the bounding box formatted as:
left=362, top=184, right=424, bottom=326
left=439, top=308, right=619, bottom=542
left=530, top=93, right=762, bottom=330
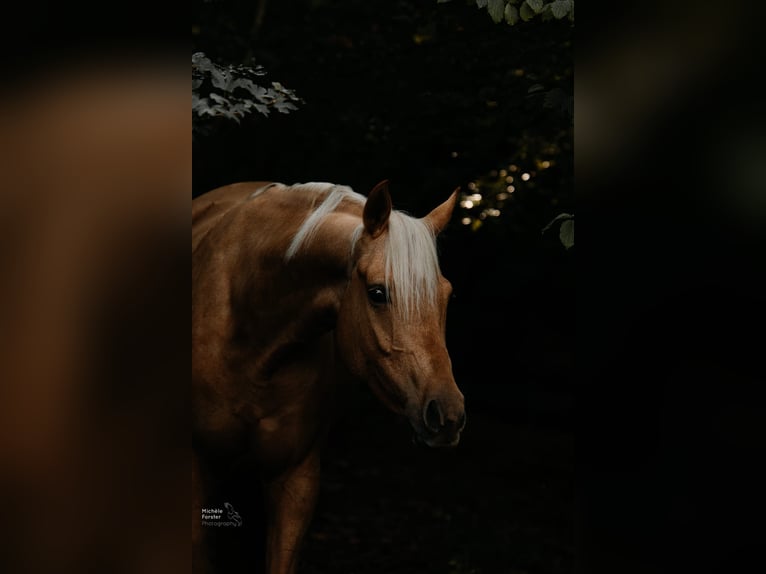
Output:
left=336, top=181, right=466, bottom=447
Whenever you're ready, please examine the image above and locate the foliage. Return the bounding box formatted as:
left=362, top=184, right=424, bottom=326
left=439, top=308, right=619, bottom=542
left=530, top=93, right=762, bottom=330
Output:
left=455, top=132, right=572, bottom=244
left=432, top=0, right=573, bottom=243
left=528, top=84, right=573, bottom=121
left=192, top=0, right=573, bottom=245
left=192, top=52, right=301, bottom=134
left=439, top=0, right=574, bottom=26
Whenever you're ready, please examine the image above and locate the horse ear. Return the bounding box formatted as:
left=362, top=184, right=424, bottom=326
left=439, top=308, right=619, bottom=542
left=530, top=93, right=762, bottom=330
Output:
left=424, top=187, right=459, bottom=235
left=363, top=180, right=392, bottom=237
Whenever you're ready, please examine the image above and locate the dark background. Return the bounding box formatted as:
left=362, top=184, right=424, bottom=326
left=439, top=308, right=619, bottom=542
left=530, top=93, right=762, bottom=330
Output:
left=193, top=1, right=573, bottom=573
left=577, top=1, right=766, bottom=573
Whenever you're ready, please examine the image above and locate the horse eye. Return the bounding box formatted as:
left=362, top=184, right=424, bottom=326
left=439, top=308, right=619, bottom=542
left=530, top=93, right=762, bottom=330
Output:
left=367, top=285, right=389, bottom=305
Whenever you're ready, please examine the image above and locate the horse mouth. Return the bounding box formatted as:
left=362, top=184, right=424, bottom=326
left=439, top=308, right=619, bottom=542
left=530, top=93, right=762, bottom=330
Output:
left=410, top=424, right=461, bottom=448
left=367, top=368, right=463, bottom=448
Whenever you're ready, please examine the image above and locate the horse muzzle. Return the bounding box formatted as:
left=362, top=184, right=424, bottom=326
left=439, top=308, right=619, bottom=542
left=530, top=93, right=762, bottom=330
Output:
left=411, top=398, right=466, bottom=448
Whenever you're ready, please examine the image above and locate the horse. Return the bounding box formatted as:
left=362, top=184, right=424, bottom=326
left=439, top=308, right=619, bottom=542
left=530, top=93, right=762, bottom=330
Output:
left=192, top=179, right=466, bottom=574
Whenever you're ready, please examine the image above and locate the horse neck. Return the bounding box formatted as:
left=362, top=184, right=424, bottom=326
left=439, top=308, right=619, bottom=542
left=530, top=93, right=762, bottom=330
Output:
left=232, top=208, right=362, bottom=362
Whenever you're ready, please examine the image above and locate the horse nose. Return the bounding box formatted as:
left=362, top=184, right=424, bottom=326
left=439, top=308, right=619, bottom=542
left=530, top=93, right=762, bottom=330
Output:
left=424, top=399, right=444, bottom=432
left=423, top=399, right=466, bottom=433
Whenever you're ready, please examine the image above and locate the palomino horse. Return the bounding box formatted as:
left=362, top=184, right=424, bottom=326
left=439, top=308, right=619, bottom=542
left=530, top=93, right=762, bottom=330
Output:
left=192, top=180, right=466, bottom=573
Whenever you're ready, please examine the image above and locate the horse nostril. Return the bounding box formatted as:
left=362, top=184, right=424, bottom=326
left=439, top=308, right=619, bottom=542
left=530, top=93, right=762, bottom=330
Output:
left=424, top=399, right=444, bottom=431
left=457, top=411, right=467, bottom=431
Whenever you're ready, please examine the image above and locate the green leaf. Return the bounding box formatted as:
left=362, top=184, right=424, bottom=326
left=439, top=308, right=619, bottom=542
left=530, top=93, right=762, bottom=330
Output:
left=520, top=1, right=535, bottom=21
left=504, top=3, right=519, bottom=25
left=487, top=0, right=505, bottom=23
left=541, top=212, right=573, bottom=234
left=550, top=0, right=571, bottom=19
left=210, top=68, right=227, bottom=89
left=191, top=52, right=213, bottom=72
left=526, top=0, right=543, bottom=13
left=274, top=99, right=298, bottom=113
left=559, top=219, right=574, bottom=249
left=209, top=93, right=231, bottom=106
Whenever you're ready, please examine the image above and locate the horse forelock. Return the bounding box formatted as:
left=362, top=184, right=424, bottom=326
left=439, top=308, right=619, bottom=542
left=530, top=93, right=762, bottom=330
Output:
left=278, top=182, right=442, bottom=319
left=384, top=212, right=441, bottom=320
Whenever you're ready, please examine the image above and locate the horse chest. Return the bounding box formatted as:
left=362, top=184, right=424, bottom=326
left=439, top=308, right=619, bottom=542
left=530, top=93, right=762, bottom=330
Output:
left=249, top=413, right=314, bottom=472
left=248, top=386, right=333, bottom=473
left=247, top=337, right=339, bottom=471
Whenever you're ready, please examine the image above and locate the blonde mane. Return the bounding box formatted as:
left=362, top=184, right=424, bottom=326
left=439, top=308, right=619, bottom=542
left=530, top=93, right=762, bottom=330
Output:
left=269, top=182, right=441, bottom=319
